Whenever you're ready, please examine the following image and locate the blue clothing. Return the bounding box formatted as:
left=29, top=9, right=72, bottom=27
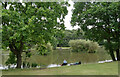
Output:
left=63, top=60, right=67, bottom=63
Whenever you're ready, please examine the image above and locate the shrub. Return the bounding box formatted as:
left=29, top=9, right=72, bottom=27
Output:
left=27, top=62, right=30, bottom=68
left=31, top=63, right=38, bottom=67
left=69, top=39, right=99, bottom=53
left=37, top=43, right=53, bottom=55
left=26, top=52, right=32, bottom=58
left=46, top=43, right=53, bottom=52
left=50, top=37, right=58, bottom=50
left=5, top=52, right=17, bottom=65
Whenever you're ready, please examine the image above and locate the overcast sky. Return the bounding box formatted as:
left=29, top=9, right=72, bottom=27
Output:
left=64, top=0, right=79, bottom=30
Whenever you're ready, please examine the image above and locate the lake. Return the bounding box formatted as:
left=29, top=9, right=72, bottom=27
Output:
left=26, top=47, right=111, bottom=66
left=2, top=47, right=111, bottom=68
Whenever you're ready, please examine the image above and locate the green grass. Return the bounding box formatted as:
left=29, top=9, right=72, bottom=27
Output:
left=2, top=62, right=118, bottom=75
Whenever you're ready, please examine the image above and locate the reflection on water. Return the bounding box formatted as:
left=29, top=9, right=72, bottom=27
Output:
left=2, top=49, right=111, bottom=68
left=26, top=49, right=111, bottom=66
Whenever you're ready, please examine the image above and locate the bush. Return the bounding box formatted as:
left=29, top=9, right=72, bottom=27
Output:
left=26, top=52, right=32, bottom=58
left=46, top=43, right=53, bottom=52
left=31, top=63, right=38, bottom=67
left=69, top=39, right=99, bottom=53
left=5, top=52, right=17, bottom=65
left=50, top=37, right=58, bottom=50
left=37, top=43, right=53, bottom=55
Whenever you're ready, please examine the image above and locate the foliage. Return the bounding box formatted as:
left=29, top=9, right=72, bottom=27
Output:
left=36, top=43, right=53, bottom=55
left=71, top=2, right=120, bottom=61
left=50, top=37, right=58, bottom=50
left=2, top=2, right=69, bottom=68
left=46, top=42, right=53, bottom=52
left=2, top=2, right=69, bottom=51
left=5, top=52, right=16, bottom=65
left=54, top=29, right=65, bottom=47
left=57, top=30, right=84, bottom=47
left=69, top=39, right=99, bottom=53
left=26, top=52, right=32, bottom=58
left=31, top=63, right=38, bottom=67
left=26, top=62, right=30, bottom=68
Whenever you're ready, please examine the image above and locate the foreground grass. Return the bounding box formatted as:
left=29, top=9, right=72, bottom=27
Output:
left=3, top=62, right=118, bottom=75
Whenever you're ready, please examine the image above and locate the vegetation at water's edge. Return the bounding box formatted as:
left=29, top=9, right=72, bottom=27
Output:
left=69, top=39, right=99, bottom=53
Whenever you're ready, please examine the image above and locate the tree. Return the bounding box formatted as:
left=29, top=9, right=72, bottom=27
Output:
left=2, top=2, right=69, bottom=68
left=57, top=29, right=84, bottom=47
left=71, top=2, right=120, bottom=61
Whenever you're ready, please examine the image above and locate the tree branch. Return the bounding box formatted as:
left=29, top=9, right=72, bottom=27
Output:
left=9, top=44, right=17, bottom=55
left=19, top=36, right=24, bottom=52
left=12, top=39, right=19, bottom=52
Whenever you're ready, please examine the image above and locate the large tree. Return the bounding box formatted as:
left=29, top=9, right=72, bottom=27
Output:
left=2, top=2, right=69, bottom=68
left=71, top=2, right=120, bottom=61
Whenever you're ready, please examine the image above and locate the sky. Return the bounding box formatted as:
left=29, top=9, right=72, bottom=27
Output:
left=64, top=0, right=79, bottom=30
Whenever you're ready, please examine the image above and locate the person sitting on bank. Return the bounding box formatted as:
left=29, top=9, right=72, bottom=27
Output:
left=61, top=60, right=67, bottom=66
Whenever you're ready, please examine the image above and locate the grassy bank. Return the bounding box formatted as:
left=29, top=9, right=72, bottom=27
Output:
left=2, top=62, right=118, bottom=75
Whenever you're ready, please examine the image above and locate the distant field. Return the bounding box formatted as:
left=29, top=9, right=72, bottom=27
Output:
left=56, top=47, right=70, bottom=49
left=2, top=62, right=118, bottom=75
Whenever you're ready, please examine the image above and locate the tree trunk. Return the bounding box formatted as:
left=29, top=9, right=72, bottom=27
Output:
left=116, top=49, right=120, bottom=61
left=107, top=38, right=116, bottom=61
left=109, top=49, right=116, bottom=61
left=9, top=37, right=24, bottom=69
left=16, top=52, right=22, bottom=68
